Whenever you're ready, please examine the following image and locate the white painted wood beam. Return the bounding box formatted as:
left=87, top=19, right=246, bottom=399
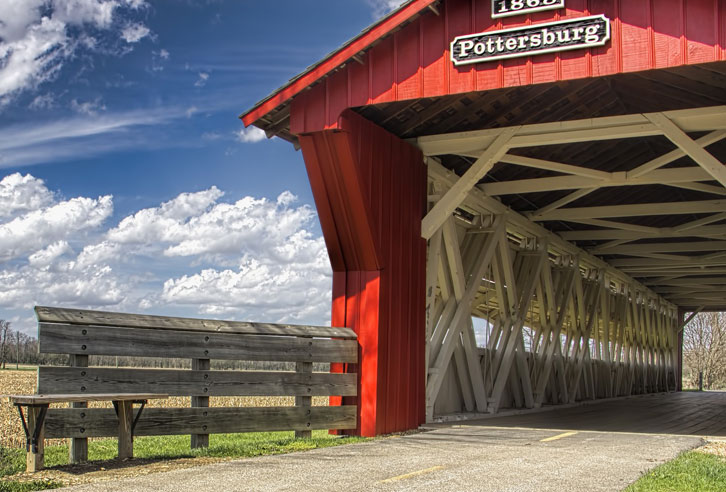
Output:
left=627, top=130, right=726, bottom=178
left=561, top=225, right=726, bottom=241
left=533, top=200, right=726, bottom=221
left=647, top=113, right=726, bottom=189
left=561, top=218, right=661, bottom=234
left=421, top=129, right=516, bottom=239
left=533, top=188, right=598, bottom=217
left=644, top=277, right=726, bottom=287
left=612, top=257, right=726, bottom=268
left=428, top=160, right=674, bottom=309
left=498, top=154, right=611, bottom=179
left=594, top=240, right=726, bottom=255
left=482, top=167, right=715, bottom=196
left=416, top=106, right=726, bottom=156
left=668, top=182, right=726, bottom=196
left=675, top=212, right=726, bottom=233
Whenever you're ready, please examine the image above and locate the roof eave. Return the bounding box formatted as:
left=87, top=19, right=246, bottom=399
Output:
left=239, top=0, right=440, bottom=130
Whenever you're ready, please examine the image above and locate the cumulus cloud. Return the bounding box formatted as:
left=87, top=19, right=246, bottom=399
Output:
left=0, top=173, right=56, bottom=218
left=0, top=173, right=333, bottom=334
left=121, top=22, right=150, bottom=43
left=0, top=0, right=150, bottom=104
left=0, top=194, right=113, bottom=261
left=237, top=126, right=267, bottom=143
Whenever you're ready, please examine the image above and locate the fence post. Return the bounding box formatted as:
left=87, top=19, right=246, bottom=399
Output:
left=295, top=359, right=313, bottom=439
left=69, top=354, right=88, bottom=463
left=191, top=358, right=210, bottom=448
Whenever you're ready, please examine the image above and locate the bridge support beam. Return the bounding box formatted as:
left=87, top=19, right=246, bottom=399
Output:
left=297, top=111, right=427, bottom=436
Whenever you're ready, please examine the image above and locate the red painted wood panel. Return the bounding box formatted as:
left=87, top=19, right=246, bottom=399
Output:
left=298, top=112, right=426, bottom=436
left=284, top=0, right=726, bottom=134
left=686, top=0, right=720, bottom=64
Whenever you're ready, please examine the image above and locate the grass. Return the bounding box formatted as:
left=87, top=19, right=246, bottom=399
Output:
left=0, top=431, right=367, bottom=491
left=0, top=365, right=37, bottom=372
left=625, top=451, right=726, bottom=492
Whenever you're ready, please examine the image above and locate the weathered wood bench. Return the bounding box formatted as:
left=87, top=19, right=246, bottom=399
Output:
left=15, top=306, right=358, bottom=472
left=6, top=393, right=168, bottom=472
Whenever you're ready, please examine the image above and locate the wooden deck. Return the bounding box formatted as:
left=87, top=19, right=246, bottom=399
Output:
left=432, top=392, right=726, bottom=437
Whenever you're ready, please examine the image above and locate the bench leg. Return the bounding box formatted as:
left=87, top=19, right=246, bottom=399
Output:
left=26, top=407, right=45, bottom=472
left=117, top=401, right=134, bottom=460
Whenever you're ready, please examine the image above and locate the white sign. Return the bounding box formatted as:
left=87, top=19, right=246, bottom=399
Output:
left=492, top=0, right=566, bottom=19
left=451, top=15, right=611, bottom=66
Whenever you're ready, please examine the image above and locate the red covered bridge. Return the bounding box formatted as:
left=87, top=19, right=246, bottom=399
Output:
left=242, top=0, right=726, bottom=437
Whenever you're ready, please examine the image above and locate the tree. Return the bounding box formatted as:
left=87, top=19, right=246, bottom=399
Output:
left=0, top=320, right=10, bottom=369
left=683, top=312, right=726, bottom=390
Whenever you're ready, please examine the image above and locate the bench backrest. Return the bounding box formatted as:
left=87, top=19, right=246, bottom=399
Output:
left=35, top=306, right=358, bottom=439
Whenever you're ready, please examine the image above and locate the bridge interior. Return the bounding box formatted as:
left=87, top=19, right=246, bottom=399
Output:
left=354, top=63, right=726, bottom=420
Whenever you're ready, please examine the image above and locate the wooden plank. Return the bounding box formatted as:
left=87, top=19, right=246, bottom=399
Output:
left=69, top=354, right=88, bottom=464
left=37, top=367, right=358, bottom=397
left=35, top=307, right=357, bottom=340
left=38, top=324, right=358, bottom=363
left=294, top=360, right=313, bottom=439
left=43, top=406, right=358, bottom=438
left=191, top=358, right=210, bottom=449
left=7, top=394, right=168, bottom=405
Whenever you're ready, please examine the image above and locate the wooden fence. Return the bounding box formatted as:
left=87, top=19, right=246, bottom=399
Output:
left=34, top=306, right=358, bottom=462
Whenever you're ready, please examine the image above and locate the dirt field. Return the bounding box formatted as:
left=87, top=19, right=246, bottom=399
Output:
left=0, top=368, right=328, bottom=449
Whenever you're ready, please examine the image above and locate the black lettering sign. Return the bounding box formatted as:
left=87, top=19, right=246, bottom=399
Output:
left=492, top=0, right=565, bottom=19
left=451, top=15, right=610, bottom=66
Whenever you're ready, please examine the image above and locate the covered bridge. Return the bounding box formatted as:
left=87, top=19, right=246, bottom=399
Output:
left=242, top=0, right=726, bottom=437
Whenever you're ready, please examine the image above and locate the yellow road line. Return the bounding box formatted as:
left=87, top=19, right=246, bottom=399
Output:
left=540, top=431, right=579, bottom=442
left=380, top=466, right=445, bottom=483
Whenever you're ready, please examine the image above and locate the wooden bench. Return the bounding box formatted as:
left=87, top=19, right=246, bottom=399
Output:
left=6, top=393, right=168, bottom=472
left=18, top=306, right=358, bottom=471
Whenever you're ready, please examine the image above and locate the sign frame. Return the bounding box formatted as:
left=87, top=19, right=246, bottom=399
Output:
left=492, top=0, right=566, bottom=19
left=450, top=14, right=611, bottom=66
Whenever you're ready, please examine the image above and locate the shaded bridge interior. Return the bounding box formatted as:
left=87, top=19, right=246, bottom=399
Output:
left=358, top=62, right=726, bottom=312
left=353, top=61, right=726, bottom=418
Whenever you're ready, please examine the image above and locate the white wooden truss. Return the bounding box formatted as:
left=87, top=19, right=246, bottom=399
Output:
left=417, top=106, right=726, bottom=419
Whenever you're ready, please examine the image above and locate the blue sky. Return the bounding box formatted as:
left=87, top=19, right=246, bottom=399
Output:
left=0, top=0, right=406, bottom=335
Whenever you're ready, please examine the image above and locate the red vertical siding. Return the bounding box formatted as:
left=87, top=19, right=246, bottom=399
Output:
left=298, top=112, right=426, bottom=436
left=288, top=0, right=726, bottom=134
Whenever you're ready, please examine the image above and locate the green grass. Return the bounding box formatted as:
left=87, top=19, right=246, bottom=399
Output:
left=0, top=365, right=37, bottom=372
left=0, top=431, right=367, bottom=490
left=625, top=451, right=726, bottom=492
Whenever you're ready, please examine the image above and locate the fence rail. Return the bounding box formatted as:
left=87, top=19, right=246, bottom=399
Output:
left=33, top=306, right=359, bottom=463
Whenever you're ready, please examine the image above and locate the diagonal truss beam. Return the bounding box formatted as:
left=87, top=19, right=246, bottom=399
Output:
left=421, top=129, right=517, bottom=239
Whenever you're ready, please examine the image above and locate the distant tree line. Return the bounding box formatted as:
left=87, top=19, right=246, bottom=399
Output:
left=0, top=319, right=329, bottom=372
left=683, top=312, right=726, bottom=390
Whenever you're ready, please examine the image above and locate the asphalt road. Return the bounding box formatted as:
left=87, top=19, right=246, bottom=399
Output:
left=61, top=424, right=702, bottom=492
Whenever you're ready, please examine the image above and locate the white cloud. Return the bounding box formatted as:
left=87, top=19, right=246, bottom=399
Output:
left=0, top=194, right=113, bottom=261
left=70, top=97, right=106, bottom=115
left=29, top=93, right=56, bottom=110
left=121, top=22, right=150, bottom=43
left=0, top=106, right=189, bottom=167
left=194, top=72, right=209, bottom=87
left=185, top=106, right=198, bottom=118
left=237, top=126, right=267, bottom=143
left=158, top=48, right=169, bottom=59
left=0, top=174, right=333, bottom=335
left=0, top=0, right=150, bottom=103
left=0, top=173, right=56, bottom=219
